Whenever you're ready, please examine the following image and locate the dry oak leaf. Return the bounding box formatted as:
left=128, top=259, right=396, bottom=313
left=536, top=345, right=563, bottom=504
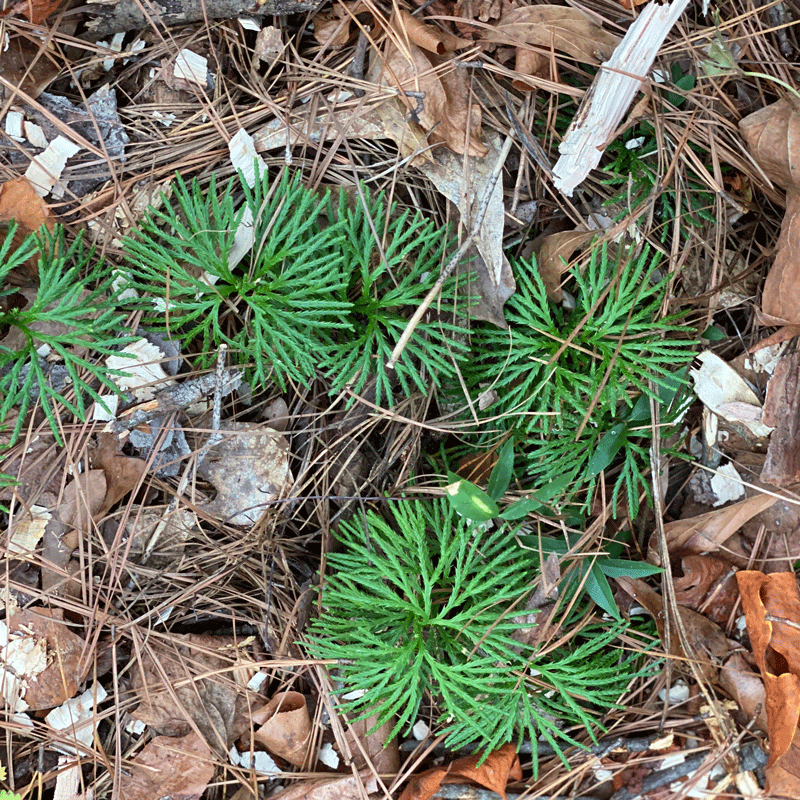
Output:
left=480, top=6, right=620, bottom=64
left=399, top=742, right=522, bottom=800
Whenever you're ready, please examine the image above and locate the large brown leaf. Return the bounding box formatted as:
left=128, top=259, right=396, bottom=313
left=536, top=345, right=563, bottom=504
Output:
left=736, top=571, right=800, bottom=793
left=739, top=100, right=800, bottom=323
left=480, top=6, right=620, bottom=64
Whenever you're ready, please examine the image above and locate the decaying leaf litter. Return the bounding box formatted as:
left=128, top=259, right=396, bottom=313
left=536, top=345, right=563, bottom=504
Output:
left=1, top=0, right=800, bottom=796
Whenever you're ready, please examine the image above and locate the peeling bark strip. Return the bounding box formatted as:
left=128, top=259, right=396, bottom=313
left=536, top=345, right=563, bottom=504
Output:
left=552, top=0, right=690, bottom=197
left=85, top=0, right=322, bottom=36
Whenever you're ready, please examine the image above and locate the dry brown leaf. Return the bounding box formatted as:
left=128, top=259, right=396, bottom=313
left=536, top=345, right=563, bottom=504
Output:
left=533, top=229, right=595, bottom=302
left=41, top=469, right=107, bottom=597
left=2, top=0, right=63, bottom=24
left=91, top=432, right=148, bottom=516
left=399, top=742, right=521, bottom=800
left=311, top=4, right=356, bottom=48
left=511, top=46, right=547, bottom=89
left=762, top=187, right=800, bottom=324
left=739, top=99, right=800, bottom=191
left=252, top=691, right=312, bottom=768
left=673, top=554, right=740, bottom=627
left=376, top=30, right=487, bottom=157
left=0, top=176, right=53, bottom=234
left=614, top=576, right=729, bottom=681
left=416, top=132, right=512, bottom=325
left=739, top=101, right=800, bottom=323
left=480, top=6, right=620, bottom=64
left=1, top=607, right=91, bottom=710
left=344, top=712, right=400, bottom=773
left=0, top=35, right=60, bottom=100
left=269, top=771, right=378, bottom=800
left=130, top=633, right=257, bottom=753
left=119, top=731, right=215, bottom=800
left=647, top=493, right=777, bottom=566
left=736, top=571, right=800, bottom=791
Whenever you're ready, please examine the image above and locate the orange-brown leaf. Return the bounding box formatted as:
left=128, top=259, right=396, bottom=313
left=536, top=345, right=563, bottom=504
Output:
left=399, top=743, right=521, bottom=800
left=736, top=571, right=800, bottom=773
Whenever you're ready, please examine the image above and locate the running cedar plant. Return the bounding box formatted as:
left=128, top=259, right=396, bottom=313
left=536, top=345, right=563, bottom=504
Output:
left=0, top=223, right=131, bottom=445
left=306, top=496, right=644, bottom=774
left=446, top=441, right=664, bottom=619
left=465, top=242, right=696, bottom=513
left=122, top=168, right=469, bottom=404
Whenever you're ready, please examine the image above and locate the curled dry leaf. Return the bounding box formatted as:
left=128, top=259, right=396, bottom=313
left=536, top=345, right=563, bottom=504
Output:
left=252, top=691, right=312, bottom=768
left=532, top=229, right=595, bottom=302
left=647, top=492, right=776, bottom=566
left=481, top=6, right=620, bottom=64
left=399, top=9, right=472, bottom=54
left=614, top=575, right=729, bottom=682
left=736, top=571, right=800, bottom=790
left=739, top=100, right=800, bottom=323
left=673, top=554, right=740, bottom=627
left=399, top=743, right=522, bottom=800
left=374, top=13, right=487, bottom=158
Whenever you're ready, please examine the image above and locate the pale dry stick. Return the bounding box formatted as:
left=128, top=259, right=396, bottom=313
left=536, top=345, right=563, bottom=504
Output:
left=385, top=135, right=514, bottom=370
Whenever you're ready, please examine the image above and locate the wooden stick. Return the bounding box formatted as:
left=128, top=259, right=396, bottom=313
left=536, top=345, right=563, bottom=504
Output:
left=386, top=135, right=513, bottom=370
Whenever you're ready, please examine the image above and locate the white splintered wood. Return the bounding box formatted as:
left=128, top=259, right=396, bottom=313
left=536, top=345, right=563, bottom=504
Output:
left=25, top=135, right=81, bottom=197
left=174, top=48, right=208, bottom=86
left=552, top=0, right=690, bottom=196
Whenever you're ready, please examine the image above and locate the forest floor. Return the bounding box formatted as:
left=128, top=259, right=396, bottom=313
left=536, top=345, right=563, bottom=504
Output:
left=0, top=0, right=799, bottom=798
